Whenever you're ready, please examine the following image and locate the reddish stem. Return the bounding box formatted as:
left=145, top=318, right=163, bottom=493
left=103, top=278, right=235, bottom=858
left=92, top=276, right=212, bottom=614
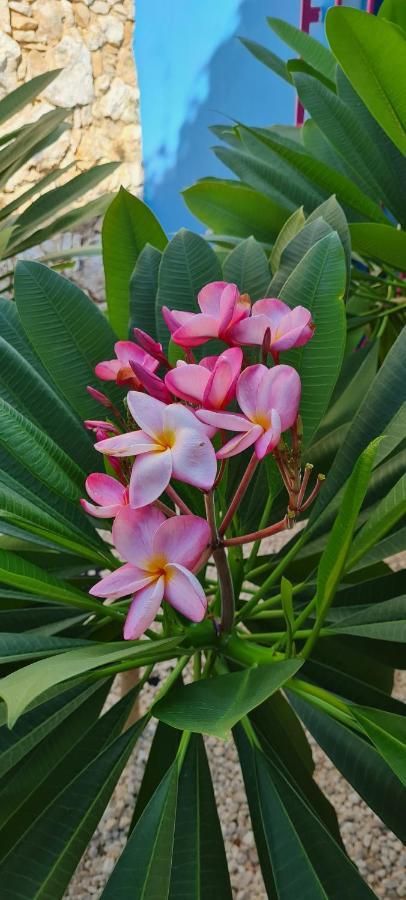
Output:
left=154, top=499, right=176, bottom=517
left=222, top=514, right=290, bottom=547
left=166, top=484, right=193, bottom=516
left=299, top=475, right=325, bottom=513
left=297, top=463, right=313, bottom=510
left=219, top=452, right=258, bottom=536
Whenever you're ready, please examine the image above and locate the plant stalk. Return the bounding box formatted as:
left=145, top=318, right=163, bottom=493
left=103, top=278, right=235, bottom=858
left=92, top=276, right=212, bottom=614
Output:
left=219, top=452, right=258, bottom=535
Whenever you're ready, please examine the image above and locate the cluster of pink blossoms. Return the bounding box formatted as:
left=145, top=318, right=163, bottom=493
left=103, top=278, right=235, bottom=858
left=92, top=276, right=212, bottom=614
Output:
left=83, top=282, right=314, bottom=639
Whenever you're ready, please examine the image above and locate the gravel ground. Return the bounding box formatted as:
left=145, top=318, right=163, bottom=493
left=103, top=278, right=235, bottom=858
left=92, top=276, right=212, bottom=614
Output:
left=65, top=669, right=406, bottom=900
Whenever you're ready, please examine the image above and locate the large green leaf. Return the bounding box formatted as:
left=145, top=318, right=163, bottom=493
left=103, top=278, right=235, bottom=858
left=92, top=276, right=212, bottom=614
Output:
left=280, top=232, right=347, bottom=446
left=326, top=595, right=406, bottom=643
left=129, top=243, right=162, bottom=340
left=309, top=328, right=406, bottom=524
left=0, top=718, right=144, bottom=899
left=182, top=178, right=289, bottom=243
left=0, top=632, right=90, bottom=664
left=306, top=196, right=351, bottom=281
left=155, top=229, right=222, bottom=352
left=239, top=37, right=292, bottom=84
left=14, top=260, right=120, bottom=419
left=131, top=721, right=181, bottom=829
left=102, top=188, right=167, bottom=338
left=8, top=194, right=114, bottom=258
left=326, top=7, right=406, bottom=155
left=270, top=206, right=305, bottom=274
left=169, top=734, right=232, bottom=899
left=0, top=109, right=68, bottom=182
left=213, top=146, right=307, bottom=214
left=267, top=17, right=337, bottom=82
left=315, top=440, right=380, bottom=618
left=222, top=236, right=270, bottom=300
left=154, top=659, right=302, bottom=739
left=352, top=706, right=406, bottom=787
left=347, top=473, right=406, bottom=569
left=350, top=223, right=406, bottom=270
left=0, top=636, right=179, bottom=726
left=290, top=695, right=406, bottom=842
left=379, top=0, right=406, bottom=31
left=0, top=71, right=61, bottom=127
left=102, top=763, right=178, bottom=900
left=269, top=215, right=332, bottom=294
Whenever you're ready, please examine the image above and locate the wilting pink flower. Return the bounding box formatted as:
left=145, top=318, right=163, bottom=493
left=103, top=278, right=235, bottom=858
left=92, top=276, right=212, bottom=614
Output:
left=95, top=341, right=158, bottom=389
left=165, top=347, right=243, bottom=410
left=90, top=506, right=210, bottom=638
left=95, top=393, right=217, bottom=507
left=162, top=282, right=251, bottom=348
left=230, top=298, right=314, bottom=353
left=81, top=473, right=128, bottom=518
left=130, top=361, right=172, bottom=404
left=84, top=420, right=120, bottom=443
left=86, top=386, right=114, bottom=408
left=196, top=364, right=301, bottom=459
left=133, top=328, right=168, bottom=367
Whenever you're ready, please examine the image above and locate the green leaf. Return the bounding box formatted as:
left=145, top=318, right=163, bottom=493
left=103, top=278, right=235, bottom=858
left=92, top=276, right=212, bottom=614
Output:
left=0, top=636, right=180, bottom=726
left=155, top=228, right=222, bottom=352
left=102, top=187, right=167, bottom=338
left=182, top=178, right=289, bottom=243
left=0, top=632, right=90, bottom=664
left=287, top=58, right=336, bottom=93
left=0, top=165, right=74, bottom=225
left=267, top=16, right=337, bottom=82
left=307, top=196, right=351, bottom=282
left=129, top=243, right=161, bottom=340
left=379, top=0, right=406, bottom=32
left=154, top=659, right=302, bottom=739
left=239, top=37, right=292, bottom=84
left=213, top=145, right=308, bottom=215
left=290, top=695, right=406, bottom=842
left=0, top=109, right=68, bottom=181
left=350, top=223, right=406, bottom=270
left=270, top=206, right=305, bottom=274
left=280, top=232, right=347, bottom=446
left=7, top=194, right=113, bottom=257
left=315, top=440, right=380, bottom=617
left=309, top=327, right=406, bottom=524
left=0, top=718, right=144, bottom=899
left=14, top=260, right=120, bottom=419
left=169, top=734, right=232, bottom=900
left=102, top=762, right=178, bottom=900
left=352, top=706, right=406, bottom=787
left=269, top=215, right=332, bottom=295
left=326, top=7, right=406, bottom=155
left=222, top=236, right=270, bottom=300
left=0, top=70, right=61, bottom=127
left=131, top=721, right=181, bottom=829
left=326, top=595, right=406, bottom=643
left=347, top=474, right=406, bottom=570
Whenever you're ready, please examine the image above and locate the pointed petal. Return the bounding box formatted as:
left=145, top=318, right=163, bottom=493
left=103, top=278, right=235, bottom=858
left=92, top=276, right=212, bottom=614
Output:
left=256, top=364, right=301, bottom=431
left=163, top=402, right=208, bottom=434
left=162, top=307, right=195, bottom=334
left=197, top=281, right=227, bottom=315
left=252, top=298, right=290, bottom=327
left=219, top=283, right=239, bottom=335
left=95, top=360, right=120, bottom=381
left=127, top=392, right=166, bottom=438
left=80, top=499, right=122, bottom=519
left=95, top=430, right=158, bottom=457
left=164, top=563, right=207, bottom=622
left=203, top=349, right=242, bottom=409
left=164, top=363, right=210, bottom=404
left=153, top=515, right=210, bottom=569
left=172, top=314, right=220, bottom=347
left=196, top=408, right=250, bottom=432
left=85, top=473, right=126, bottom=506
left=170, top=428, right=217, bottom=490
left=133, top=328, right=164, bottom=359
left=90, top=563, right=153, bottom=599
left=230, top=315, right=269, bottom=347
left=129, top=448, right=173, bottom=507
left=217, top=425, right=263, bottom=459
left=115, top=341, right=158, bottom=372
left=236, top=364, right=267, bottom=420
left=131, top=363, right=172, bottom=403
left=124, top=577, right=164, bottom=639
left=112, top=505, right=165, bottom=567
left=254, top=410, right=282, bottom=459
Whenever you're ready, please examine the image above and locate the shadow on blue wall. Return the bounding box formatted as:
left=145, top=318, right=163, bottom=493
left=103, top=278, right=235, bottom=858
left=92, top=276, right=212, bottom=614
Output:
left=135, top=0, right=299, bottom=234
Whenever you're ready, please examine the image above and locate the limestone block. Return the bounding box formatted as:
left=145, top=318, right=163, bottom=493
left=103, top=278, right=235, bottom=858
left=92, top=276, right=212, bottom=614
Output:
left=43, top=36, right=94, bottom=107
left=10, top=11, right=37, bottom=29
left=0, top=32, right=21, bottom=94
left=95, top=77, right=137, bottom=123
left=73, top=3, right=91, bottom=28
left=0, top=4, right=12, bottom=33
left=88, top=14, right=124, bottom=50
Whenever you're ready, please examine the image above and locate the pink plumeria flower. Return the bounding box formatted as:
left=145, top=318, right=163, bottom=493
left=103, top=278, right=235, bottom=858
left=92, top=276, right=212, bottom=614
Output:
left=90, top=506, right=210, bottom=639
left=230, top=298, right=314, bottom=354
left=95, top=341, right=158, bottom=389
left=95, top=393, right=217, bottom=508
left=80, top=473, right=128, bottom=519
left=196, top=364, right=301, bottom=460
left=130, top=360, right=172, bottom=404
left=162, top=282, right=251, bottom=348
left=133, top=328, right=169, bottom=367
left=165, top=347, right=243, bottom=411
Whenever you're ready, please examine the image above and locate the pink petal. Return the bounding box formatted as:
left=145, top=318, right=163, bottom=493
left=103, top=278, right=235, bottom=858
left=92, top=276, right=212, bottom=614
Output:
left=127, top=392, right=166, bottom=438
left=85, top=473, right=126, bottom=506
left=115, top=341, right=158, bottom=373
left=164, top=563, right=207, bottom=622
left=203, top=347, right=242, bottom=409
left=271, top=307, right=314, bottom=351
left=84, top=420, right=120, bottom=435
left=133, top=328, right=164, bottom=360
left=252, top=298, right=291, bottom=327
left=256, top=364, right=301, bottom=431
left=131, top=363, right=172, bottom=403
left=230, top=315, right=270, bottom=347
left=112, top=505, right=165, bottom=567
left=236, top=365, right=267, bottom=420
left=254, top=409, right=282, bottom=459
left=129, top=448, right=173, bottom=507
left=170, top=427, right=217, bottom=491
left=195, top=409, right=250, bottom=432
left=95, top=360, right=121, bottom=381
left=164, top=363, right=210, bottom=404
left=124, top=577, right=165, bottom=639
left=163, top=401, right=208, bottom=434
left=198, top=281, right=227, bottom=316
left=153, top=515, right=210, bottom=569
left=217, top=425, right=263, bottom=459
left=172, top=314, right=220, bottom=347
left=95, top=430, right=158, bottom=457
left=80, top=499, right=122, bottom=519
left=162, top=307, right=196, bottom=334
left=219, top=283, right=239, bottom=335
left=90, top=563, right=153, bottom=599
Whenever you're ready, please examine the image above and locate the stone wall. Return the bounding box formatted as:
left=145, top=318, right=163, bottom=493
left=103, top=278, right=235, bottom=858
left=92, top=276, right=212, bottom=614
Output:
left=0, top=0, right=141, bottom=299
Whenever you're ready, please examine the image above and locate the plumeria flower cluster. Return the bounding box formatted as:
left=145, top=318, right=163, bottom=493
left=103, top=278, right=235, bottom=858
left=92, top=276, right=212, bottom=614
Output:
left=82, top=281, right=322, bottom=640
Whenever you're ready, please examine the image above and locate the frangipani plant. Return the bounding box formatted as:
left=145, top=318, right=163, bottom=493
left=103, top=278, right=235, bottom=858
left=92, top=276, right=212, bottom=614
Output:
left=0, top=186, right=404, bottom=898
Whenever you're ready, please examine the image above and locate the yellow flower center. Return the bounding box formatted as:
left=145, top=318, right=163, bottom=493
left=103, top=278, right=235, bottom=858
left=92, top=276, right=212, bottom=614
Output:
left=252, top=412, right=271, bottom=431
left=146, top=554, right=168, bottom=576
left=156, top=428, right=176, bottom=450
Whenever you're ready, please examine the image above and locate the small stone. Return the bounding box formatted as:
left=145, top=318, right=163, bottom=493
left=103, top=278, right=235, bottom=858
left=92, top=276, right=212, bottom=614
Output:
left=88, top=14, right=124, bottom=50
left=92, top=0, right=110, bottom=11
left=0, top=32, right=21, bottom=93
left=73, top=2, right=91, bottom=28
left=9, top=1, right=32, bottom=13
left=10, top=10, right=37, bottom=29
left=43, top=36, right=94, bottom=107
left=96, top=77, right=137, bottom=123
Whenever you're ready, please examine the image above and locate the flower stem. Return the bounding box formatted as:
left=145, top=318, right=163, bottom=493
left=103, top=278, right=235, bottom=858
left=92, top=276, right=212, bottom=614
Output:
left=205, top=490, right=235, bottom=634
left=219, top=452, right=258, bottom=536
left=166, top=484, right=193, bottom=515
left=222, top=514, right=290, bottom=547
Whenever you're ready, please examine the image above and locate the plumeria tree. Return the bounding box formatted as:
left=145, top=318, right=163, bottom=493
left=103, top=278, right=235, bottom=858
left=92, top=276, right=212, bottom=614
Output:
left=0, top=189, right=404, bottom=897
